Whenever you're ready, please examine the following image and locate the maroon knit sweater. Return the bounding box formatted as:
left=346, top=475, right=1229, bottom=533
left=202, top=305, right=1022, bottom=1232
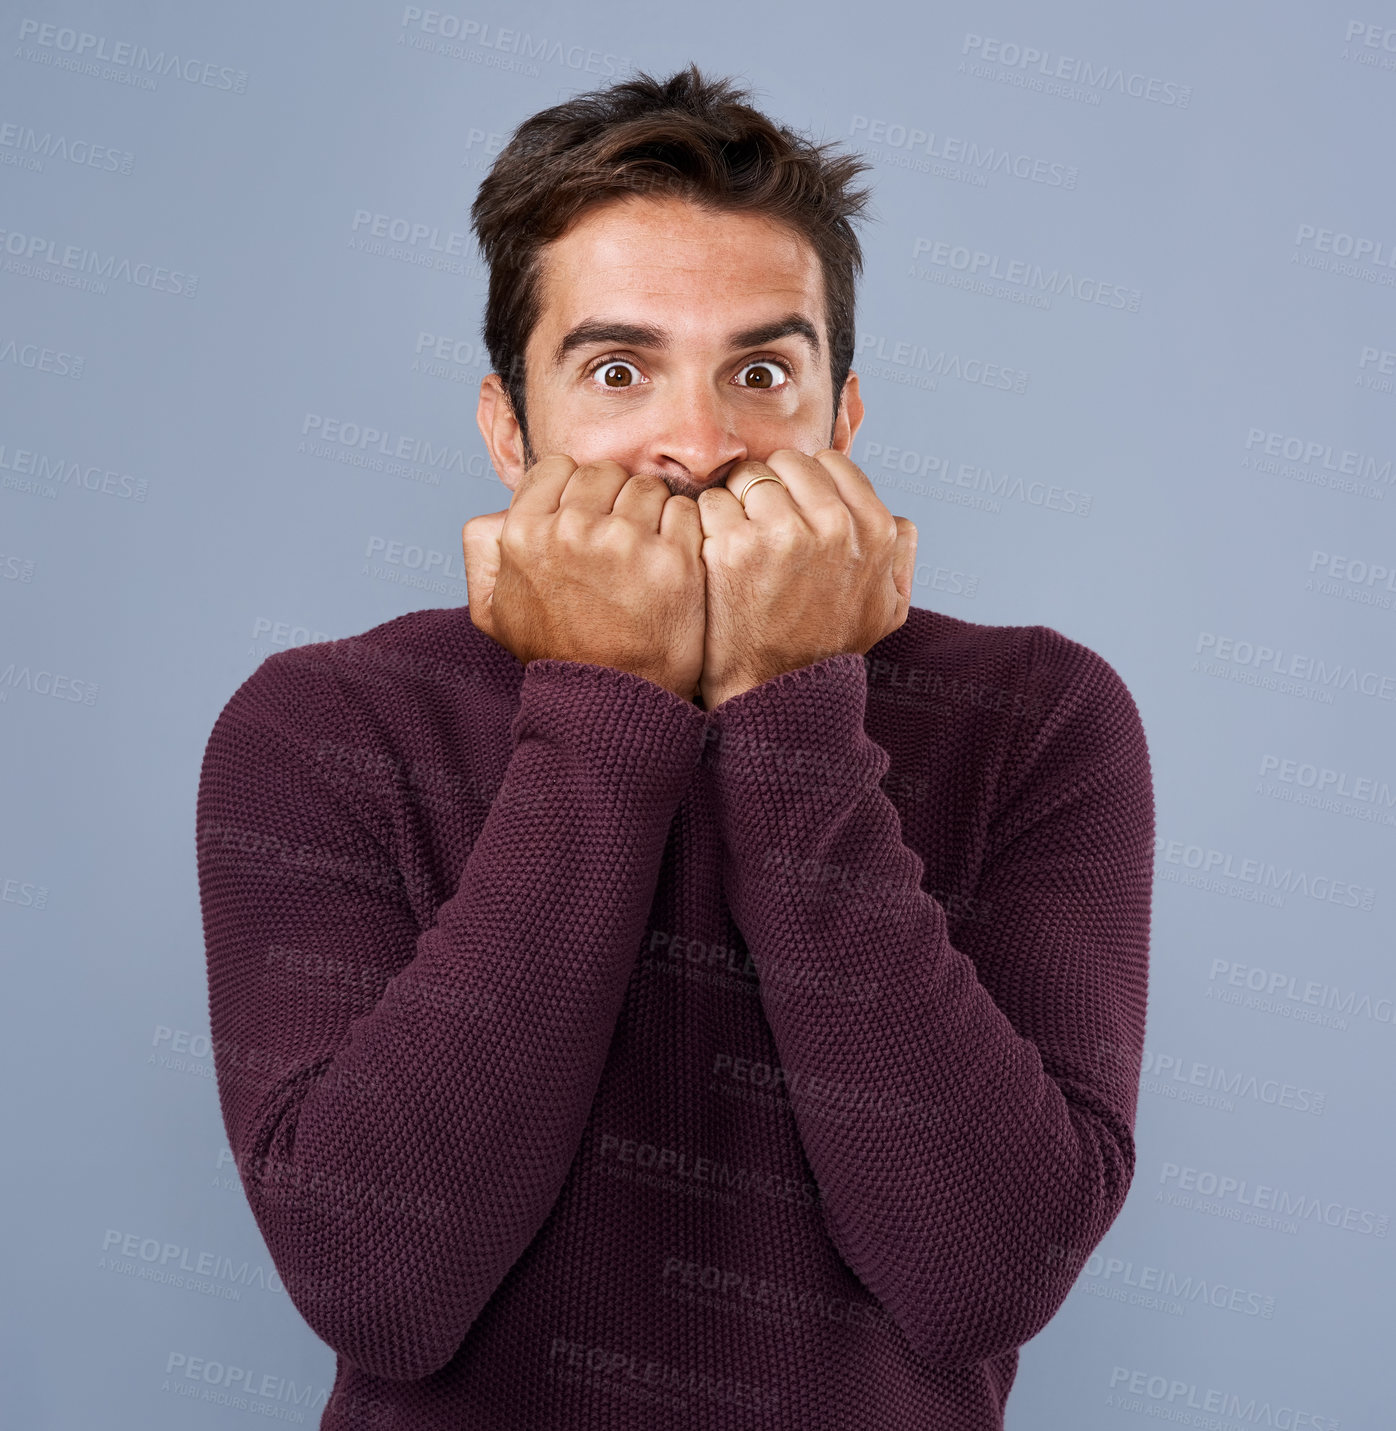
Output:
left=195, top=602, right=1153, bottom=1429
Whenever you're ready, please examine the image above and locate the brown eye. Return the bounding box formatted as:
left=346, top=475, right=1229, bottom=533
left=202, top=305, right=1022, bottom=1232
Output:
left=591, top=360, right=641, bottom=389
left=738, top=361, right=788, bottom=390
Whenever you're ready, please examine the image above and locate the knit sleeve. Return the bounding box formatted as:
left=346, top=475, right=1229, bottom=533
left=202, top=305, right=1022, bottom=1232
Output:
left=703, top=627, right=1154, bottom=1370
left=195, top=651, right=709, bottom=1381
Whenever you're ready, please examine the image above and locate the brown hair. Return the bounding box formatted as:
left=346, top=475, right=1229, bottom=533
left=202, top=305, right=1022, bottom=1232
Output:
left=469, top=63, right=876, bottom=461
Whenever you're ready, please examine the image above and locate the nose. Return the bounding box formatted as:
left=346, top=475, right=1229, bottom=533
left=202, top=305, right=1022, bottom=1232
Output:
left=646, top=380, right=748, bottom=499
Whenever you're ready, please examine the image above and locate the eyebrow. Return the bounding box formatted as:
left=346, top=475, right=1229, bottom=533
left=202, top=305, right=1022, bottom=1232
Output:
left=551, top=313, right=822, bottom=369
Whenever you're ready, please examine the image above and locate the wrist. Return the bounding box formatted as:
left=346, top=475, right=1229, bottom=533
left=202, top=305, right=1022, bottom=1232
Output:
left=700, top=677, right=759, bottom=710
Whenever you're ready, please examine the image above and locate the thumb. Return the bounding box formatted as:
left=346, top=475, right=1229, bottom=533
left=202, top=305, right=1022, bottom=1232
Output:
left=891, top=516, right=918, bottom=606
left=462, top=509, right=508, bottom=634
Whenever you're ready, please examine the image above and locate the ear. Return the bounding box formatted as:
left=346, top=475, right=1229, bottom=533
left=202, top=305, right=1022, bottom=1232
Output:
left=830, top=370, right=864, bottom=454
left=476, top=373, right=529, bottom=492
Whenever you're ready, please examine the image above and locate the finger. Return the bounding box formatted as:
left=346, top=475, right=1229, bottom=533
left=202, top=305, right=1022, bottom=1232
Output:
left=811, top=449, right=902, bottom=566
left=722, top=459, right=796, bottom=522
left=810, top=448, right=890, bottom=532
left=508, top=452, right=579, bottom=517
left=612, top=471, right=676, bottom=530
left=808, top=449, right=890, bottom=540
left=891, top=516, right=918, bottom=605
left=717, top=459, right=806, bottom=544
left=462, top=510, right=507, bottom=632
left=558, top=457, right=638, bottom=516
left=755, top=449, right=845, bottom=523
left=695, top=483, right=747, bottom=541
left=462, top=510, right=506, bottom=574
left=659, top=491, right=704, bottom=556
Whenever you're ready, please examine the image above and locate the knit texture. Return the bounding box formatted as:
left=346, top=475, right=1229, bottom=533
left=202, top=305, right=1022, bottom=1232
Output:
left=195, top=602, right=1154, bottom=1429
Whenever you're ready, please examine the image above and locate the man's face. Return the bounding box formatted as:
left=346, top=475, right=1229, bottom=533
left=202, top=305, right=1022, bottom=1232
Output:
left=477, top=193, right=863, bottom=501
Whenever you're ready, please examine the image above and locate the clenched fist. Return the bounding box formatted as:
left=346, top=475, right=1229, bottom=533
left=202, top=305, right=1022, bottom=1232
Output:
left=695, top=448, right=917, bottom=710
left=462, top=455, right=707, bottom=702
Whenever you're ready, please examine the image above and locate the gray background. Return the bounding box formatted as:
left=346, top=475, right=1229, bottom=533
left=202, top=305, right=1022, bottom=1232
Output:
left=2, top=1, right=1393, bottom=1425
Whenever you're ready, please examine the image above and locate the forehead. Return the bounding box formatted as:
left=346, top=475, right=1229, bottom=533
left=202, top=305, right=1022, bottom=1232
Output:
left=532, top=194, right=826, bottom=351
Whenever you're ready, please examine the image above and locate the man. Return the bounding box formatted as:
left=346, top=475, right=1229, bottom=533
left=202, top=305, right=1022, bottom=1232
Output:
left=196, top=64, right=1154, bottom=1430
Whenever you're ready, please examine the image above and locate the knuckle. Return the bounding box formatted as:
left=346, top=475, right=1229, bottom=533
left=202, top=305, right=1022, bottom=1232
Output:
left=598, top=520, right=636, bottom=551
left=579, top=457, right=628, bottom=479
left=554, top=506, right=591, bottom=542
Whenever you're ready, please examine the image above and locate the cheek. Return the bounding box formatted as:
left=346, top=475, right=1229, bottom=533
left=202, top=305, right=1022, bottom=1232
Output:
left=532, top=401, right=651, bottom=466
left=536, top=385, right=824, bottom=459
left=742, top=403, right=828, bottom=449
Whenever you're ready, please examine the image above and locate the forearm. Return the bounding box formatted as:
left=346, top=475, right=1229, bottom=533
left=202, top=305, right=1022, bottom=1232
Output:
left=202, top=657, right=709, bottom=1379
left=705, top=647, right=1152, bottom=1368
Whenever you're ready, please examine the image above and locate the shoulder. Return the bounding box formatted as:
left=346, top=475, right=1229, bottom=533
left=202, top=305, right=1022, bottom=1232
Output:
left=198, top=607, right=519, bottom=851
left=884, top=606, right=1140, bottom=724
left=888, top=605, right=1150, bottom=805
left=207, top=605, right=518, bottom=750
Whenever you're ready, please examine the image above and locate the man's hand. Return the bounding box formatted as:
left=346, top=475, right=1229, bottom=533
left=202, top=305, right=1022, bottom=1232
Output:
left=695, top=449, right=917, bottom=710
left=462, top=455, right=707, bottom=702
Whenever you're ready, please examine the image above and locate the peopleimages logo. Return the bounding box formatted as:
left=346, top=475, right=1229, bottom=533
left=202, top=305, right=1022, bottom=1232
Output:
left=859, top=439, right=1092, bottom=517
left=1258, top=753, right=1396, bottom=826
left=1358, top=344, right=1395, bottom=394
left=1081, top=1255, right=1276, bottom=1320
left=1157, top=1162, right=1388, bottom=1238
left=1308, top=549, right=1396, bottom=611
left=1105, top=1365, right=1337, bottom=1429
left=347, top=208, right=484, bottom=278
left=1294, top=223, right=1396, bottom=268
left=298, top=413, right=492, bottom=486
left=1194, top=631, right=1396, bottom=703
left=0, top=120, right=134, bottom=176
left=958, top=34, right=1192, bottom=107
left=397, top=8, right=631, bottom=77
left=14, top=19, right=248, bottom=93
left=1243, top=428, right=1394, bottom=485
left=909, top=237, right=1141, bottom=311
left=1139, top=1048, right=1325, bottom=1116
left=1293, top=223, right=1396, bottom=286
left=100, top=1229, right=285, bottom=1295
left=0, top=438, right=150, bottom=502
left=0, top=337, right=84, bottom=378
left=162, top=1351, right=331, bottom=1416
left=351, top=208, right=470, bottom=255
left=1344, top=19, right=1396, bottom=53
left=0, top=227, right=197, bottom=297
left=1209, top=958, right=1395, bottom=1028
left=411, top=329, right=491, bottom=385
left=1155, top=835, right=1376, bottom=911
left=857, top=334, right=1030, bottom=394
left=849, top=115, right=1078, bottom=189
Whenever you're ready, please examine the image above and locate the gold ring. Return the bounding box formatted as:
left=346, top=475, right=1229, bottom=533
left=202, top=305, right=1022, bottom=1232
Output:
left=735, top=473, right=786, bottom=507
